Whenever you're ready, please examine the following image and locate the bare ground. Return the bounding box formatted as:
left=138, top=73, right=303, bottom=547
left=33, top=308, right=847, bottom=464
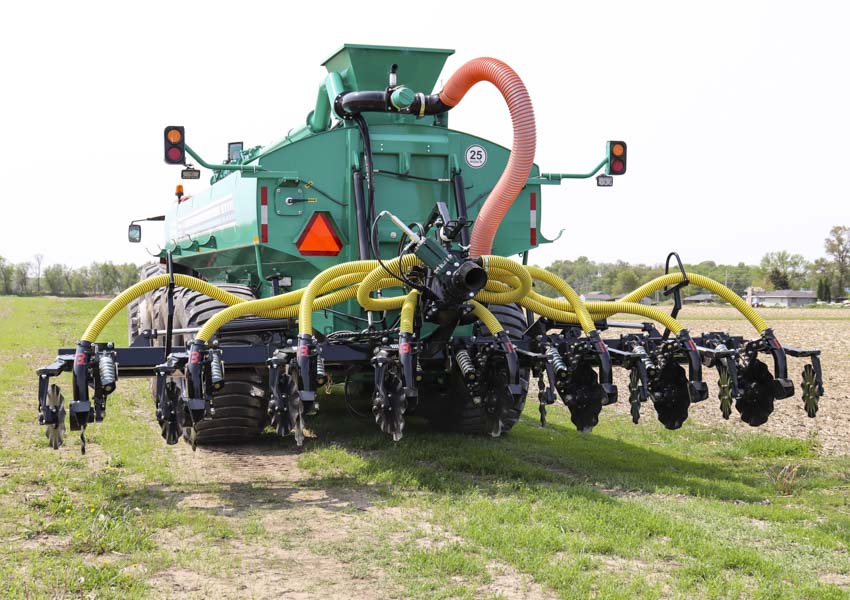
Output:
left=144, top=436, right=555, bottom=599
left=602, top=306, right=850, bottom=455
left=145, top=308, right=850, bottom=597
left=6, top=303, right=848, bottom=598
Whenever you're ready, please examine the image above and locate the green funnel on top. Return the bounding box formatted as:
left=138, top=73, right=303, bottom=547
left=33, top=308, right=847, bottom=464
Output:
left=322, top=43, right=454, bottom=94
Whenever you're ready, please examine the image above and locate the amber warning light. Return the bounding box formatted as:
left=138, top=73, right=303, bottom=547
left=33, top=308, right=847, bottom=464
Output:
left=607, top=141, right=627, bottom=175
left=164, top=126, right=186, bottom=165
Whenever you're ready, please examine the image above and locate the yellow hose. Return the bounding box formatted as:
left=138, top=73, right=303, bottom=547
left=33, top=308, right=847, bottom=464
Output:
left=197, top=272, right=370, bottom=342
left=84, top=256, right=762, bottom=354
left=298, top=260, right=379, bottom=335
left=399, top=290, right=420, bottom=334
left=196, top=273, right=404, bottom=341
left=518, top=296, right=583, bottom=326
left=525, top=265, right=595, bottom=333
left=486, top=267, right=522, bottom=291
left=356, top=255, right=423, bottom=312
left=82, top=274, right=250, bottom=342
left=621, top=272, right=768, bottom=333
left=470, top=300, right=503, bottom=334
left=522, top=290, right=684, bottom=334
left=475, top=256, right=532, bottom=304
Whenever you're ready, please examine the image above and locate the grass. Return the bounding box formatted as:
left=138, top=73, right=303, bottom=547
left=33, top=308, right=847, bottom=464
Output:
left=1, top=296, right=849, bottom=598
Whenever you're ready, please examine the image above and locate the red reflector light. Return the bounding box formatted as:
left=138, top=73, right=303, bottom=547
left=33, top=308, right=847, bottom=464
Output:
left=611, top=159, right=625, bottom=174
left=167, top=147, right=183, bottom=162
left=296, top=212, right=343, bottom=256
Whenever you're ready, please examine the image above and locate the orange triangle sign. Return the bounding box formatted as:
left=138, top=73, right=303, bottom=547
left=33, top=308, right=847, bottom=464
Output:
left=296, top=212, right=343, bottom=256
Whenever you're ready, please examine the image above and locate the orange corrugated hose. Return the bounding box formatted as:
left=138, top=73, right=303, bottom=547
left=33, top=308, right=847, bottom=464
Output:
left=439, top=58, right=536, bottom=257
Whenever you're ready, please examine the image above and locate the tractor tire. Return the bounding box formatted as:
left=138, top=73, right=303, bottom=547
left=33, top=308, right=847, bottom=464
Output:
left=430, top=303, right=529, bottom=435
left=130, top=264, right=269, bottom=445
left=173, top=285, right=270, bottom=445
left=190, top=372, right=268, bottom=444
left=128, top=263, right=166, bottom=345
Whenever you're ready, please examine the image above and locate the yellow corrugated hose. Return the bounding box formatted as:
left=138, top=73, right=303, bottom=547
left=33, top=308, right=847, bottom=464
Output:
left=197, top=271, right=372, bottom=342
left=525, top=265, right=595, bottom=333
left=83, top=274, right=250, bottom=343
left=399, top=290, right=420, bottom=334
left=620, top=272, right=768, bottom=333
left=484, top=276, right=684, bottom=333
left=475, top=256, right=531, bottom=305
left=356, top=255, right=423, bottom=312
left=470, top=300, right=504, bottom=333
left=298, top=260, right=380, bottom=335
left=199, top=275, right=401, bottom=342
left=82, top=258, right=767, bottom=349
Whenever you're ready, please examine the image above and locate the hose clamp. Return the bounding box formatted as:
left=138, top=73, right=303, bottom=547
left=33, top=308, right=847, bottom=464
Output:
left=417, top=93, right=426, bottom=118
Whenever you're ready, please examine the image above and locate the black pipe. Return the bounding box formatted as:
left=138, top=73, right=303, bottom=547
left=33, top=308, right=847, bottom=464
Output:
left=352, top=115, right=376, bottom=229
left=336, top=91, right=387, bottom=117
left=164, top=251, right=175, bottom=356
left=410, top=93, right=452, bottom=116
left=452, top=171, right=470, bottom=247
left=352, top=170, right=371, bottom=260
left=335, top=91, right=452, bottom=119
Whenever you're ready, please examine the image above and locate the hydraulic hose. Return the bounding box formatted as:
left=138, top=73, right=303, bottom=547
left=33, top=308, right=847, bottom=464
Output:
left=621, top=273, right=768, bottom=333
left=438, top=58, right=536, bottom=257
left=82, top=274, right=250, bottom=343
left=399, top=290, right=420, bottom=334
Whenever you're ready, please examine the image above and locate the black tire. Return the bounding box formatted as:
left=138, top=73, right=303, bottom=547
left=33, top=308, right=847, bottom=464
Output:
left=129, top=263, right=166, bottom=345
left=430, top=303, right=529, bottom=435
left=173, top=284, right=270, bottom=445
left=191, top=373, right=268, bottom=444
left=176, top=283, right=262, bottom=346
left=127, top=297, right=141, bottom=345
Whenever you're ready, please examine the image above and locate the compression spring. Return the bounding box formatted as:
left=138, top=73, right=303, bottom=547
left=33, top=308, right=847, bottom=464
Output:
left=98, top=353, right=117, bottom=393
left=456, top=350, right=476, bottom=380
left=316, top=355, right=327, bottom=385
left=545, top=347, right=568, bottom=379
left=632, top=345, right=655, bottom=372
left=210, top=351, right=225, bottom=390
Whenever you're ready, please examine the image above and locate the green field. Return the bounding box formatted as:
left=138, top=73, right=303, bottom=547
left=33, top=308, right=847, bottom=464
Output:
left=1, top=297, right=849, bottom=599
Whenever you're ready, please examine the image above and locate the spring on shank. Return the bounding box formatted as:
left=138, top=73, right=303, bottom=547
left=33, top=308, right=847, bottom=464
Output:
left=632, top=345, right=655, bottom=372
left=98, top=353, right=116, bottom=392
left=546, top=347, right=568, bottom=379
left=316, top=355, right=327, bottom=384
left=210, top=351, right=225, bottom=388
left=456, top=350, right=476, bottom=380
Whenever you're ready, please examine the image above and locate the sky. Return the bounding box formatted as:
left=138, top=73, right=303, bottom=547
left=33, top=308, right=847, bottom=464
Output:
left=1, top=0, right=847, bottom=270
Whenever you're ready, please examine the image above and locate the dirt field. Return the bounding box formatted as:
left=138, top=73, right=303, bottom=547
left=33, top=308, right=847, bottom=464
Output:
left=3, top=299, right=849, bottom=599
left=602, top=306, right=850, bottom=456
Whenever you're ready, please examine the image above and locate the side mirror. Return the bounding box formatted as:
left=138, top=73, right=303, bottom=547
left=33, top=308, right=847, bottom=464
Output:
left=128, top=224, right=142, bottom=243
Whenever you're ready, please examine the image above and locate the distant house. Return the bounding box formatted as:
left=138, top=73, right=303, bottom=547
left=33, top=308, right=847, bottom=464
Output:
left=683, top=293, right=718, bottom=304
left=747, top=289, right=816, bottom=308
left=582, top=291, right=612, bottom=302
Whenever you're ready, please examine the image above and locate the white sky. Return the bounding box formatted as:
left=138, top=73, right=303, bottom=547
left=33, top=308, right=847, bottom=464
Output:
left=1, top=0, right=847, bottom=269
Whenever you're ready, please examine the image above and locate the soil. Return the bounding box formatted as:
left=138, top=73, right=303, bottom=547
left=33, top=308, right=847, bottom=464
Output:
left=600, top=306, right=850, bottom=455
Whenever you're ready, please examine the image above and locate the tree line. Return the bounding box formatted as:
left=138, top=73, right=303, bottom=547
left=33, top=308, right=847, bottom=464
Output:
left=0, top=255, right=140, bottom=296
left=536, top=226, right=849, bottom=301
left=2, top=226, right=847, bottom=301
